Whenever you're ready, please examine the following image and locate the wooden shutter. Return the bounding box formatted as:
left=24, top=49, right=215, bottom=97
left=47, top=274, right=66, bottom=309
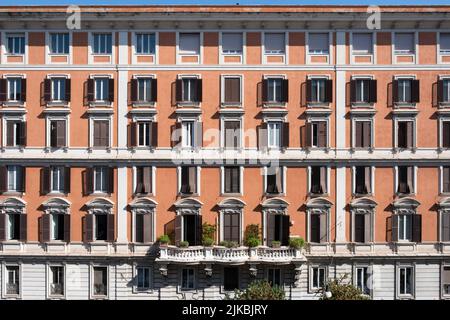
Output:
left=224, top=167, right=231, bottom=193
left=319, top=213, right=328, bottom=243
left=275, top=168, right=283, bottom=194
left=262, top=79, right=268, bottom=103
left=412, top=214, right=422, bottom=243
left=64, top=167, right=71, bottom=194
left=20, top=214, right=27, bottom=241
left=354, top=214, right=365, bottom=243
left=281, top=79, right=289, bottom=102
left=106, top=214, right=115, bottom=242
left=84, top=214, right=94, bottom=242
left=21, top=79, right=27, bottom=102
left=151, top=78, right=157, bottom=102
left=65, top=78, right=71, bottom=102
left=135, top=167, right=144, bottom=194
left=406, top=121, right=413, bottom=149
left=0, top=214, right=6, bottom=241
left=305, top=122, right=312, bottom=148
left=364, top=166, right=372, bottom=194
left=196, top=79, right=202, bottom=102
left=0, top=166, right=7, bottom=193
left=438, top=80, right=444, bottom=104
left=195, top=122, right=203, bottom=147
left=0, top=79, right=6, bottom=103
left=6, top=121, right=14, bottom=146
left=225, top=78, right=240, bottom=103
left=93, top=121, right=100, bottom=147
left=19, top=167, right=26, bottom=193
left=443, top=122, right=450, bottom=148
left=143, top=213, right=153, bottom=243
left=363, top=121, right=371, bottom=148
left=175, top=215, right=182, bottom=246
left=355, top=121, right=362, bottom=148
left=151, top=122, right=158, bottom=148
left=19, top=122, right=26, bottom=147
left=175, top=79, right=183, bottom=102
left=41, top=214, right=51, bottom=243
left=195, top=215, right=202, bottom=246
left=108, top=78, right=115, bottom=102
left=87, top=79, right=95, bottom=102
left=310, top=214, right=320, bottom=243
left=324, top=79, right=333, bottom=103
left=320, top=167, right=327, bottom=193
left=369, top=79, right=377, bottom=103
left=350, top=80, right=357, bottom=103
left=318, top=122, right=327, bottom=148
left=411, top=80, right=420, bottom=103
left=64, top=214, right=71, bottom=242
left=171, top=122, right=182, bottom=148
left=407, top=166, right=414, bottom=193
left=267, top=214, right=275, bottom=246
left=56, top=121, right=66, bottom=147
left=391, top=215, right=399, bottom=242
left=130, top=79, right=138, bottom=102
left=443, top=167, right=450, bottom=193
left=231, top=167, right=239, bottom=193
left=40, top=167, right=50, bottom=195
left=43, top=79, right=52, bottom=103
left=188, top=166, right=196, bottom=194
left=128, top=122, right=137, bottom=147
left=107, top=167, right=114, bottom=193
left=258, top=123, right=268, bottom=150
left=282, top=215, right=290, bottom=246
left=442, top=213, right=450, bottom=242
left=282, top=123, right=289, bottom=148
left=306, top=79, right=312, bottom=103
left=143, top=166, right=152, bottom=194
left=83, top=168, right=93, bottom=195
left=364, top=214, right=372, bottom=243
left=392, top=80, right=399, bottom=104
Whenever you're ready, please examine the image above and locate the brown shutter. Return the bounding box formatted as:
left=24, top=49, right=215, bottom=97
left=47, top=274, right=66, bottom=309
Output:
left=171, top=122, right=182, bottom=148
left=391, top=215, right=399, bottom=242
left=275, top=168, right=283, bottom=194
left=319, top=213, right=328, bottom=243
left=320, top=167, right=327, bottom=193
left=224, top=167, right=231, bottom=193
left=438, top=80, right=444, bottom=104
left=232, top=167, right=239, bottom=193
left=84, top=214, right=94, bottom=242
left=282, top=215, right=290, bottom=246
left=87, top=79, right=95, bottom=102
left=0, top=166, right=7, bottom=193
left=364, top=214, right=372, bottom=243
left=282, top=123, right=289, bottom=148
left=324, top=79, right=333, bottom=103
left=411, top=80, right=420, bottom=103
left=108, top=78, right=114, bottom=102
left=195, top=215, right=202, bottom=246
left=369, top=79, right=377, bottom=103
left=310, top=214, right=320, bottom=242
left=365, top=166, right=372, bottom=194
left=128, top=122, right=137, bottom=147
left=93, top=121, right=100, bottom=147
left=65, top=78, right=71, bottom=102
left=40, top=167, right=50, bottom=195
left=443, top=122, right=450, bottom=148
left=6, top=121, right=14, bottom=146
left=0, top=79, right=7, bottom=103
left=130, top=79, right=138, bottom=102
left=43, top=79, right=51, bottom=102
left=258, top=123, right=268, bottom=150
left=135, top=167, right=144, bottom=194
left=306, top=79, right=312, bottom=103
left=406, top=121, right=413, bottom=148
left=143, top=166, right=152, bottom=194
left=281, top=79, right=289, bottom=102
left=407, top=166, right=414, bottom=193
left=188, top=166, right=196, bottom=194
left=41, top=214, right=51, bottom=243
left=83, top=168, right=93, bottom=195
left=318, top=122, right=327, bottom=148
left=392, top=80, right=399, bottom=104
left=354, top=214, right=365, bottom=242
left=20, top=167, right=26, bottom=193
left=64, top=214, right=71, bottom=242
left=225, top=78, right=241, bottom=103
left=20, top=214, right=27, bottom=242
left=442, top=213, right=450, bottom=242
left=108, top=167, right=114, bottom=194
left=0, top=214, right=6, bottom=241
left=19, top=122, right=26, bottom=147
left=412, top=214, right=422, bottom=243
left=195, top=122, right=203, bottom=147
left=151, top=78, right=157, bottom=102
left=175, top=79, right=183, bottom=102
left=151, top=122, right=158, bottom=148
left=143, top=213, right=153, bottom=243
left=175, top=215, right=182, bottom=246
left=350, top=80, right=357, bottom=103
left=267, top=214, right=275, bottom=246
left=64, top=167, right=71, bottom=194
left=21, top=78, right=27, bottom=102
left=443, top=167, right=450, bottom=193
left=305, top=122, right=312, bottom=147
left=56, top=121, right=66, bottom=147
left=363, top=121, right=371, bottom=148
left=107, top=214, right=115, bottom=242
left=196, top=79, right=202, bottom=102
left=355, top=122, right=362, bottom=148
left=262, top=79, right=268, bottom=103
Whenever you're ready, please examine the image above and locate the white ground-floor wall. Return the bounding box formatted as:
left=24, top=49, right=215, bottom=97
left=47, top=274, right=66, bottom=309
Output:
left=0, top=257, right=448, bottom=300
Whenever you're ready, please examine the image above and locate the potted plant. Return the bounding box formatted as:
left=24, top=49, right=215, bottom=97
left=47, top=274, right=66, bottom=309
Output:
left=227, top=241, right=239, bottom=248
left=158, top=234, right=170, bottom=246
left=202, top=222, right=216, bottom=247
left=202, top=237, right=214, bottom=247
left=179, top=241, right=189, bottom=248
left=271, top=241, right=281, bottom=248
left=244, top=224, right=261, bottom=248
left=289, top=237, right=305, bottom=250
left=219, top=240, right=229, bottom=247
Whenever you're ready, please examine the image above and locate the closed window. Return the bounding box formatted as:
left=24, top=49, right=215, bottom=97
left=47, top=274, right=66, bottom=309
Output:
left=50, top=33, right=69, bottom=54
left=397, top=166, right=414, bottom=194
left=266, top=167, right=283, bottom=194
left=310, top=211, right=327, bottom=243
left=223, top=120, right=241, bottom=149
left=135, top=166, right=152, bottom=195
left=442, top=121, right=450, bottom=148
left=397, top=120, right=414, bottom=149
left=49, top=266, right=64, bottom=296
left=398, top=214, right=413, bottom=241
left=179, top=33, right=200, bottom=55
left=7, top=165, right=23, bottom=192
left=51, top=78, right=66, bottom=101
left=50, top=166, right=65, bottom=193
left=355, top=166, right=372, bottom=195
left=311, top=79, right=326, bottom=103
left=180, top=166, right=197, bottom=194
left=93, top=120, right=110, bottom=148
left=223, top=267, right=239, bottom=291
left=137, top=121, right=151, bottom=147
left=224, top=166, right=240, bottom=194
left=179, top=78, right=200, bottom=103
left=222, top=33, right=243, bottom=54
left=440, top=33, right=450, bottom=55
left=93, top=33, right=112, bottom=54
left=223, top=211, right=240, bottom=243
left=5, top=120, right=25, bottom=147
left=398, top=267, right=413, bottom=296
left=6, top=33, right=25, bottom=55
left=266, top=78, right=282, bottom=103
left=395, top=33, right=415, bottom=54
left=310, top=166, right=327, bottom=195
left=50, top=120, right=67, bottom=148
left=136, top=267, right=151, bottom=291
left=310, top=121, right=328, bottom=148
left=354, top=120, right=372, bottom=149
left=267, top=122, right=282, bottom=148
left=5, top=266, right=20, bottom=295
left=398, top=79, right=412, bottom=103
left=264, top=33, right=285, bottom=54
left=353, top=79, right=372, bottom=103
left=7, top=78, right=23, bottom=102
left=182, top=121, right=195, bottom=148
left=443, top=266, right=450, bottom=296
left=223, top=77, right=241, bottom=104
left=308, top=33, right=329, bottom=54
left=134, top=212, right=153, bottom=243
left=94, top=78, right=110, bottom=102
left=352, top=33, right=373, bottom=54
left=311, top=267, right=326, bottom=290
left=94, top=166, right=109, bottom=193
left=135, top=33, right=155, bottom=54
left=267, top=268, right=281, bottom=287
left=442, top=79, right=450, bottom=103
left=137, top=78, right=153, bottom=102
left=181, top=268, right=195, bottom=290
left=355, top=267, right=370, bottom=295
left=93, top=267, right=108, bottom=297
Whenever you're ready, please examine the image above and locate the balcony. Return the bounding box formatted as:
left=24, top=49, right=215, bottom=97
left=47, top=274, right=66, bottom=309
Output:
left=156, top=245, right=306, bottom=265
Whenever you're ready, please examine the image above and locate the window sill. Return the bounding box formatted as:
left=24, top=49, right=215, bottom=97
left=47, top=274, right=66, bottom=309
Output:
left=221, top=192, right=243, bottom=197
left=2, top=102, right=25, bottom=107
left=351, top=102, right=374, bottom=108
left=438, top=102, right=450, bottom=108
left=178, top=192, right=199, bottom=197
left=221, top=102, right=242, bottom=108
left=47, top=192, right=67, bottom=196
left=45, top=102, right=69, bottom=108
left=394, top=103, right=417, bottom=108
left=176, top=102, right=200, bottom=108
left=91, top=192, right=111, bottom=196
left=307, top=103, right=331, bottom=108
left=308, top=192, right=329, bottom=197
left=133, top=192, right=154, bottom=198
left=132, top=102, right=155, bottom=108
left=263, top=103, right=286, bottom=108
left=0, top=191, right=24, bottom=196
left=89, top=102, right=112, bottom=108
left=132, top=288, right=153, bottom=294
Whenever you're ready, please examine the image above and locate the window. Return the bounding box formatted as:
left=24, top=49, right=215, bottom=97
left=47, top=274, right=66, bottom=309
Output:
left=266, top=167, right=283, bottom=194
left=264, top=78, right=286, bottom=103
left=354, top=120, right=372, bottom=149
left=395, top=79, right=419, bottom=104
left=93, top=33, right=112, bottom=54
left=439, top=79, right=450, bottom=104
left=6, top=213, right=21, bottom=241
left=443, top=121, right=450, bottom=148
left=397, top=120, right=414, bottom=149
left=7, top=77, right=23, bottom=102
left=224, top=166, right=240, bottom=194
left=7, top=165, right=24, bottom=192
left=94, top=166, right=109, bottom=193
left=135, top=166, right=152, bottom=195
left=6, top=33, right=25, bottom=55
left=94, top=78, right=110, bottom=102
left=308, top=33, right=329, bottom=54
left=84, top=207, right=114, bottom=243
left=223, top=77, right=241, bottom=105
left=355, top=267, right=370, bottom=295
left=398, top=214, right=413, bottom=241
left=93, top=267, right=108, bottom=297
left=137, top=122, right=151, bottom=147
left=310, top=121, right=328, bottom=148
left=267, top=269, right=281, bottom=287
left=180, top=166, right=197, bottom=194
left=222, top=33, right=243, bottom=54
left=309, top=211, right=327, bottom=243
left=93, top=120, right=110, bottom=148
left=181, top=268, right=195, bottom=290
left=397, top=166, right=414, bottom=194
left=50, top=120, right=67, bottom=148
left=267, top=214, right=290, bottom=246
left=441, top=33, right=450, bottom=55
left=177, top=78, right=201, bottom=103
left=5, top=120, right=25, bottom=147
left=223, top=120, right=241, bottom=149
left=355, top=166, right=372, bottom=195
left=443, top=266, right=450, bottom=296
left=395, top=33, right=415, bottom=54
left=50, top=213, right=65, bottom=241
left=264, top=33, right=285, bottom=54
left=311, top=267, right=326, bottom=290
left=137, top=78, right=153, bottom=102
left=267, top=122, right=282, bottom=148
left=181, top=214, right=202, bottom=245
left=49, top=266, right=64, bottom=296
left=443, top=167, right=450, bottom=194
left=95, top=214, right=108, bottom=241
left=50, top=166, right=65, bottom=193
left=398, top=267, right=413, bottom=296
left=351, top=79, right=377, bottom=104
left=134, top=212, right=153, bottom=243
left=310, top=166, right=327, bottom=194
left=182, top=121, right=195, bottom=148
left=307, top=78, right=332, bottom=104
left=223, top=267, right=239, bottom=291
left=136, top=267, right=151, bottom=291
left=352, top=33, right=373, bottom=54
left=179, top=33, right=200, bottom=55
left=223, top=211, right=240, bottom=243
left=51, top=78, right=66, bottom=102
left=50, top=33, right=69, bottom=54
left=135, top=33, right=155, bottom=54
left=5, top=266, right=20, bottom=296
left=354, top=211, right=371, bottom=243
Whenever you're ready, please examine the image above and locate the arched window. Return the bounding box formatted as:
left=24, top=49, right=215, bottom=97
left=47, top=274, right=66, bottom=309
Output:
left=0, top=197, right=26, bottom=242
left=173, top=198, right=203, bottom=246
left=306, top=197, right=333, bottom=244
left=218, top=198, right=245, bottom=244
left=129, top=197, right=157, bottom=243
left=84, top=198, right=114, bottom=243
left=261, top=198, right=290, bottom=247
left=41, top=197, right=71, bottom=242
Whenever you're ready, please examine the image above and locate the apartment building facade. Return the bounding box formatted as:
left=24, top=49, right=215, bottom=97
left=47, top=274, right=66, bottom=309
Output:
left=0, top=5, right=450, bottom=300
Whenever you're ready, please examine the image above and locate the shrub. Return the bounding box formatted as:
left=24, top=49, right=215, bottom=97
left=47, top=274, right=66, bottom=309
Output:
left=179, top=241, right=189, bottom=248
left=202, top=237, right=214, bottom=247
left=244, top=224, right=261, bottom=247
left=289, top=237, right=305, bottom=249
left=201, top=223, right=216, bottom=246
left=158, top=234, right=170, bottom=244
left=271, top=241, right=281, bottom=248
left=219, top=240, right=239, bottom=248
left=245, top=237, right=260, bottom=248
left=226, top=280, right=285, bottom=300
left=320, top=275, right=370, bottom=300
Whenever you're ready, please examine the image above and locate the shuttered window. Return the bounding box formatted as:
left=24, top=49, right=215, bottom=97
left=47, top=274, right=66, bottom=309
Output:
left=268, top=122, right=282, bottom=148
left=7, top=78, right=24, bottom=102
left=441, top=33, right=450, bottom=54
left=311, top=121, right=327, bottom=148
left=442, top=212, right=450, bottom=242
left=223, top=77, right=241, bottom=104
left=50, top=120, right=67, bottom=148
left=355, top=121, right=372, bottom=149
left=179, top=33, right=200, bottom=55
left=93, top=120, right=110, bottom=148
left=397, top=121, right=414, bottom=149
left=222, top=33, right=243, bottom=54
left=395, top=33, right=415, bottom=54
left=6, top=165, right=24, bottom=192
left=223, top=211, right=240, bottom=243
left=224, top=121, right=241, bottom=149
left=443, top=122, right=450, bottom=148
left=224, top=166, right=240, bottom=194
left=397, top=166, right=414, bottom=194
left=134, top=213, right=153, bottom=244
left=355, top=166, right=371, bottom=195
left=352, top=33, right=373, bottom=54
left=94, top=78, right=110, bottom=101
left=309, top=33, right=329, bottom=54
left=6, top=121, right=26, bottom=147
left=310, top=166, right=326, bottom=194
left=264, top=33, right=285, bottom=54
left=137, top=121, right=151, bottom=147
left=135, top=166, right=152, bottom=195
left=180, top=166, right=197, bottom=194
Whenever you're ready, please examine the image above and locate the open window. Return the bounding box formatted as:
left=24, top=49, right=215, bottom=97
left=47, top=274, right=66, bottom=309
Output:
left=174, top=198, right=203, bottom=246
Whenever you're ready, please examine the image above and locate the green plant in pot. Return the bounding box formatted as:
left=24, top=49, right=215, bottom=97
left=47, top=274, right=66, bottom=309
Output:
left=179, top=241, right=189, bottom=248
left=202, top=222, right=216, bottom=247
left=289, top=237, right=305, bottom=250
left=271, top=241, right=281, bottom=248
left=158, top=234, right=170, bottom=245
left=244, top=224, right=261, bottom=247
left=202, top=237, right=214, bottom=247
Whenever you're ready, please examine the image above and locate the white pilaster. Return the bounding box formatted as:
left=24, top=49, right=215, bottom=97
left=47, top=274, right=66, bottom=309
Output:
left=116, top=166, right=128, bottom=243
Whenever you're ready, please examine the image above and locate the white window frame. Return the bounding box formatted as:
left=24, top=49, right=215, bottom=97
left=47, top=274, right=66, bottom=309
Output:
left=394, top=75, right=417, bottom=107
left=220, top=166, right=244, bottom=196
left=267, top=121, right=282, bottom=149
left=1, top=32, right=28, bottom=64
left=1, top=114, right=26, bottom=148
left=177, top=74, right=201, bottom=106
left=49, top=166, right=66, bottom=194
left=441, top=264, right=450, bottom=298
left=394, top=165, right=417, bottom=196
left=45, top=74, right=70, bottom=105
left=351, top=117, right=374, bottom=150
left=131, top=209, right=156, bottom=244
left=6, top=165, right=23, bottom=193
left=89, top=115, right=113, bottom=149
left=220, top=116, right=243, bottom=149
left=89, top=32, right=114, bottom=62
left=351, top=75, right=375, bottom=106
left=4, top=74, right=25, bottom=105
left=220, top=74, right=243, bottom=107
left=393, top=116, right=417, bottom=150
left=2, top=263, right=22, bottom=299
left=353, top=265, right=372, bottom=297
left=176, top=32, right=203, bottom=64
left=307, top=165, right=330, bottom=196
left=132, top=265, right=153, bottom=293
left=90, top=265, right=109, bottom=300
left=46, top=32, right=72, bottom=64
left=439, top=117, right=450, bottom=150
left=179, top=267, right=197, bottom=292
left=263, top=74, right=286, bottom=106
left=350, top=32, right=376, bottom=64
left=309, top=265, right=327, bottom=292
left=351, top=165, right=375, bottom=196
left=308, top=117, right=330, bottom=149
left=392, top=32, right=418, bottom=64
left=93, top=166, right=109, bottom=194
left=219, top=32, right=245, bottom=64
left=262, top=166, right=287, bottom=196
left=438, top=32, right=450, bottom=64
left=396, top=264, right=415, bottom=299
left=177, top=166, right=201, bottom=196
left=306, top=32, right=333, bottom=64
left=46, top=264, right=66, bottom=299
left=132, top=166, right=156, bottom=197
left=307, top=75, right=331, bottom=106
left=46, top=115, right=70, bottom=148
left=262, top=32, right=287, bottom=64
